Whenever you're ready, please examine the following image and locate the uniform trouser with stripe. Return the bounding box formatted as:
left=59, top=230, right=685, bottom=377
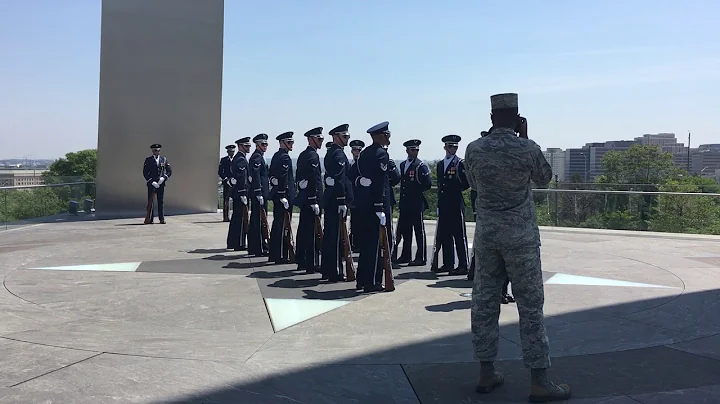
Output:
left=268, top=200, right=292, bottom=261
left=438, top=205, right=469, bottom=268
left=226, top=196, right=247, bottom=249
left=248, top=197, right=269, bottom=256
left=356, top=209, right=385, bottom=288
left=320, top=204, right=345, bottom=279
left=396, top=207, right=426, bottom=263
left=295, top=204, right=320, bottom=269
left=349, top=208, right=358, bottom=250
left=222, top=183, right=231, bottom=219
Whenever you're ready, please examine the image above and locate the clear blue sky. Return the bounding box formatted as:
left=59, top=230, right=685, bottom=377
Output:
left=2, top=0, right=719, bottom=160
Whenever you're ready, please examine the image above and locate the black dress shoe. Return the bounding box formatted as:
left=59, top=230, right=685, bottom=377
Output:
left=407, top=260, right=426, bottom=267
left=449, top=267, right=468, bottom=276
left=363, top=284, right=384, bottom=293
left=397, top=257, right=411, bottom=264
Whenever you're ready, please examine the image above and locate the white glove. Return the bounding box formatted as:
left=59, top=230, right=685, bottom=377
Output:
left=151, top=181, right=159, bottom=188
left=158, top=177, right=165, bottom=185
left=248, top=176, right=253, bottom=183
left=325, top=177, right=335, bottom=186
left=230, top=178, right=237, bottom=185
left=376, top=211, right=386, bottom=226
left=338, top=205, right=347, bottom=217
left=280, top=198, right=289, bottom=210
left=311, top=204, right=320, bottom=216
left=240, top=196, right=247, bottom=205
left=271, top=178, right=279, bottom=186
left=359, top=177, right=372, bottom=187
left=298, top=179, right=308, bottom=189
left=257, top=195, right=264, bottom=205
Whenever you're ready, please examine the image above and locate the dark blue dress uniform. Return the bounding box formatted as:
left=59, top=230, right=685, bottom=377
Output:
left=348, top=139, right=364, bottom=252
left=294, top=127, right=324, bottom=272
left=396, top=140, right=432, bottom=266
left=436, top=135, right=471, bottom=274
left=227, top=137, right=250, bottom=250
left=218, top=145, right=236, bottom=222
left=142, top=144, right=172, bottom=224
left=248, top=134, right=270, bottom=256
left=354, top=121, right=392, bottom=292
left=320, top=124, right=354, bottom=282
left=268, top=131, right=295, bottom=263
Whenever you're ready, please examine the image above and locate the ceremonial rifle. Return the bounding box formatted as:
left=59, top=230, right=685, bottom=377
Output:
left=259, top=205, right=271, bottom=245
left=340, top=217, right=356, bottom=282
left=144, top=188, right=156, bottom=224
left=429, top=211, right=441, bottom=272
left=379, top=224, right=395, bottom=292
left=314, top=214, right=323, bottom=246
left=283, top=209, right=296, bottom=264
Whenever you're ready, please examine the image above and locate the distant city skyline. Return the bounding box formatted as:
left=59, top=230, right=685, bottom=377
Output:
left=2, top=1, right=720, bottom=160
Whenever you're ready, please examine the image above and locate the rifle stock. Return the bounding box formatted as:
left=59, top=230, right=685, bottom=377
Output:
left=314, top=215, right=323, bottom=246
left=379, top=224, right=395, bottom=292
left=341, top=217, right=356, bottom=282
left=259, top=206, right=270, bottom=245
left=283, top=210, right=296, bottom=264
left=144, top=188, right=156, bottom=224
left=429, top=215, right=440, bottom=271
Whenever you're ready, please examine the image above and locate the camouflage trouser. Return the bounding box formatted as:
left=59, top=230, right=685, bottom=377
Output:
left=471, top=246, right=551, bottom=368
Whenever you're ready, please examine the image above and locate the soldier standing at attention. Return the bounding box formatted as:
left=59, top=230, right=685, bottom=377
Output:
left=294, top=127, right=324, bottom=274
left=248, top=134, right=270, bottom=256
left=218, top=145, right=236, bottom=222
left=320, top=124, right=353, bottom=282
left=143, top=144, right=172, bottom=224
left=354, top=121, right=392, bottom=293
left=436, top=135, right=471, bottom=275
left=268, top=132, right=295, bottom=264
left=348, top=140, right=364, bottom=252
left=227, top=137, right=251, bottom=251
left=464, top=93, right=569, bottom=401
left=395, top=140, right=432, bottom=266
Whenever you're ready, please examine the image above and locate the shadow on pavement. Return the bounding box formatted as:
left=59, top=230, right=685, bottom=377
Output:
left=152, top=287, right=720, bottom=403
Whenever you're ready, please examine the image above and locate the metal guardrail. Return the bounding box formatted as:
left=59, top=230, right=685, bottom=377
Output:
left=1, top=181, right=96, bottom=231
left=4, top=182, right=719, bottom=236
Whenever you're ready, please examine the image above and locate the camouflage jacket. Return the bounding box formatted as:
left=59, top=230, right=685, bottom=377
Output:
left=464, top=127, right=553, bottom=249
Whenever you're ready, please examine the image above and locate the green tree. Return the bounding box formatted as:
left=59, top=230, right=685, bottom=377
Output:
left=42, top=149, right=97, bottom=183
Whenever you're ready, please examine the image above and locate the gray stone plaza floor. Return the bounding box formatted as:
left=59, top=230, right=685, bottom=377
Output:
left=1, top=213, right=720, bottom=403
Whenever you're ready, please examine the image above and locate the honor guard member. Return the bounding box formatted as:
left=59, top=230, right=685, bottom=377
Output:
left=395, top=140, right=432, bottom=266
left=348, top=139, right=364, bottom=252
left=248, top=133, right=270, bottom=256
left=354, top=121, right=392, bottom=293
left=436, top=134, right=471, bottom=275
left=143, top=144, right=172, bottom=224
left=227, top=137, right=251, bottom=250
left=218, top=145, right=236, bottom=222
left=294, top=127, right=324, bottom=273
left=465, top=93, right=569, bottom=400
left=268, top=131, right=295, bottom=263
left=320, top=124, right=354, bottom=282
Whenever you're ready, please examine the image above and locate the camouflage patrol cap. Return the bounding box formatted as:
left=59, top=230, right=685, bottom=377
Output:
left=490, top=93, right=518, bottom=110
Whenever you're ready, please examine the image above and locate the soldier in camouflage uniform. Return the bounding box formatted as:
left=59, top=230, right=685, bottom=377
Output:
left=464, top=93, right=571, bottom=402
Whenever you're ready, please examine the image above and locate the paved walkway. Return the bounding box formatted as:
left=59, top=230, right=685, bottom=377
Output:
left=1, top=213, right=720, bottom=403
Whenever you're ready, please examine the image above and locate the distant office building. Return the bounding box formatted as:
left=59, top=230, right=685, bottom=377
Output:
left=543, top=148, right=566, bottom=182
left=692, top=144, right=720, bottom=176
left=563, top=140, right=635, bottom=182
left=634, top=133, right=690, bottom=170
left=0, top=169, right=48, bottom=187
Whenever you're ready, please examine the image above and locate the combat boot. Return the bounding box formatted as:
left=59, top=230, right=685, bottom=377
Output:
left=528, top=382, right=571, bottom=402
left=475, top=371, right=504, bottom=393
